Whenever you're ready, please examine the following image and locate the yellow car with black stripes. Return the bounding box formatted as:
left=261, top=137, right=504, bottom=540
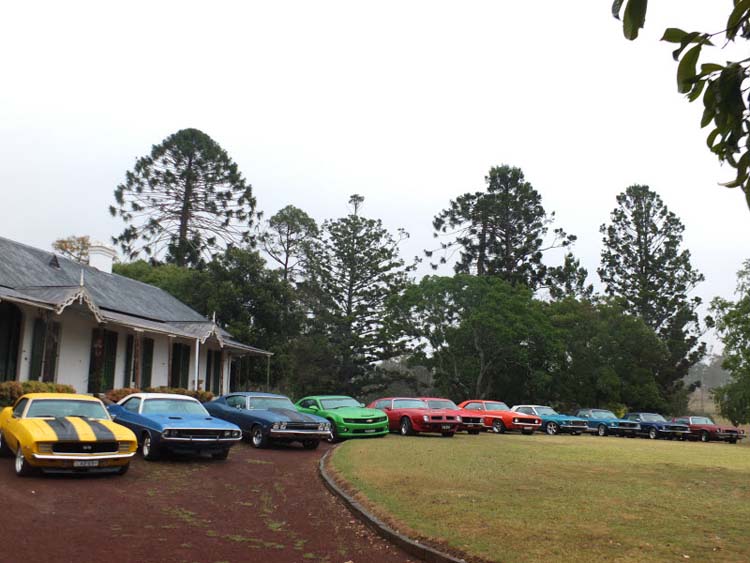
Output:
left=0, top=393, right=137, bottom=476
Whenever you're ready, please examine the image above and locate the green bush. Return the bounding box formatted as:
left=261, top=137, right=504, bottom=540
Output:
left=0, top=381, right=77, bottom=407
left=104, top=387, right=141, bottom=404
left=105, top=386, right=215, bottom=404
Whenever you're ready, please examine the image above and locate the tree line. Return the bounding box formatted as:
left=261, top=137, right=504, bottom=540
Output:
left=56, top=128, right=745, bottom=418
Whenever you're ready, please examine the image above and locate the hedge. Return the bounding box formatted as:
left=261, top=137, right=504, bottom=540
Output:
left=0, top=381, right=77, bottom=407
left=105, top=387, right=214, bottom=404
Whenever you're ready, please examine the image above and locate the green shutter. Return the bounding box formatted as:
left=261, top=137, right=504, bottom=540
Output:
left=141, top=338, right=154, bottom=388
left=124, top=335, right=134, bottom=388
left=29, top=318, right=46, bottom=381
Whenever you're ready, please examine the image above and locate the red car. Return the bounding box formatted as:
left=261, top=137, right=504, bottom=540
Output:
left=457, top=399, right=541, bottom=434
left=368, top=397, right=460, bottom=437
left=672, top=416, right=746, bottom=444
left=419, top=397, right=485, bottom=434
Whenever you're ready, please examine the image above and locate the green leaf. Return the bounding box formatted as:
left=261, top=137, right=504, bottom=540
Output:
left=726, top=0, right=750, bottom=41
left=661, top=27, right=687, bottom=43
left=677, top=44, right=702, bottom=94
left=699, top=63, right=724, bottom=76
left=623, top=0, right=648, bottom=40
left=612, top=0, right=625, bottom=19
left=687, top=79, right=705, bottom=102
left=706, top=128, right=721, bottom=149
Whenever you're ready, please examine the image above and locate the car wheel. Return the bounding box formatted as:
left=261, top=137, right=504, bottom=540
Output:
left=326, top=423, right=341, bottom=444
left=492, top=419, right=506, bottom=434
left=441, top=432, right=455, bottom=437
left=0, top=431, right=11, bottom=457
left=545, top=422, right=559, bottom=435
left=15, top=445, right=33, bottom=477
left=400, top=417, right=414, bottom=436
left=251, top=425, right=269, bottom=449
left=302, top=440, right=319, bottom=450
left=116, top=462, right=130, bottom=476
left=142, top=433, right=161, bottom=461
left=648, top=427, right=658, bottom=440
left=212, top=449, right=230, bottom=460
left=597, top=424, right=608, bottom=437
left=700, top=430, right=710, bottom=443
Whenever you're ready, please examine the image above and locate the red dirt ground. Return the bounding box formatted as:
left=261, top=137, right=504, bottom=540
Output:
left=0, top=441, right=414, bottom=563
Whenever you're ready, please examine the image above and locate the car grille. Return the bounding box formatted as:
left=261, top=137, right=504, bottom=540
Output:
left=430, top=415, right=455, bottom=421
left=172, top=429, right=222, bottom=439
left=670, top=425, right=690, bottom=433
left=52, top=441, right=118, bottom=454
left=566, top=420, right=588, bottom=428
left=342, top=417, right=388, bottom=424
left=618, top=422, right=639, bottom=429
left=461, top=417, right=482, bottom=424
left=725, top=429, right=738, bottom=435
left=286, top=422, right=321, bottom=430
left=514, top=417, right=538, bottom=425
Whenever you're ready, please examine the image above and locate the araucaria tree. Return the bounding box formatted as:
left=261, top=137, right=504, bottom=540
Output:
left=309, top=195, right=413, bottom=390
left=428, top=165, right=584, bottom=292
left=599, top=185, right=706, bottom=410
left=259, top=205, right=319, bottom=282
left=110, top=128, right=256, bottom=267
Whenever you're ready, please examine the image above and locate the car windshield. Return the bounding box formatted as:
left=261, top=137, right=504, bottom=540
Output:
left=25, top=399, right=109, bottom=420
left=641, top=413, right=667, bottom=423
left=536, top=407, right=558, bottom=416
left=426, top=399, right=458, bottom=409
left=247, top=397, right=296, bottom=410
left=393, top=399, right=428, bottom=409
left=691, top=416, right=714, bottom=425
left=485, top=402, right=510, bottom=411
left=591, top=410, right=617, bottom=420
left=320, top=397, right=360, bottom=409
left=142, top=398, right=208, bottom=415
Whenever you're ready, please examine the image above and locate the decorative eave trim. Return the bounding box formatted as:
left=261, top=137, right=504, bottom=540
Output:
left=56, top=287, right=103, bottom=323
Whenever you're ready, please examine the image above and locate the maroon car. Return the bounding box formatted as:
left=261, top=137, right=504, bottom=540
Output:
left=419, top=397, right=485, bottom=434
left=672, top=416, right=746, bottom=444
left=367, top=397, right=460, bottom=437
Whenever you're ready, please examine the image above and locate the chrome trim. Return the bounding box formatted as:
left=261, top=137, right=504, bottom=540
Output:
left=269, top=429, right=331, bottom=439
left=162, top=436, right=241, bottom=442
left=33, top=452, right=136, bottom=460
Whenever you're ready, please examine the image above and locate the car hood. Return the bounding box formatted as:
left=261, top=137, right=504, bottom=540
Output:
left=323, top=407, right=385, bottom=419
left=18, top=417, right=136, bottom=442
left=250, top=408, right=328, bottom=424
left=144, top=413, right=239, bottom=430
left=542, top=414, right=586, bottom=422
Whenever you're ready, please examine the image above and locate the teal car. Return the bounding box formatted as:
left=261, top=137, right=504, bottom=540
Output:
left=295, top=395, right=389, bottom=442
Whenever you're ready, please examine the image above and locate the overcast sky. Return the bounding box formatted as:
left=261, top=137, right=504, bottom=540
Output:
left=1, top=1, right=747, bottom=352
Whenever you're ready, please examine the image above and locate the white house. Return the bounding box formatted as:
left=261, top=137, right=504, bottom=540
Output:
left=0, top=236, right=271, bottom=394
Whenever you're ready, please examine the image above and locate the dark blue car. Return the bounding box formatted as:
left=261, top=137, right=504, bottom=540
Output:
left=574, top=408, right=641, bottom=437
left=108, top=393, right=242, bottom=460
left=623, top=412, right=691, bottom=440
left=205, top=392, right=331, bottom=450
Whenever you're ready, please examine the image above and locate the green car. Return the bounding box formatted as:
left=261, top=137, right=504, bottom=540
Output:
left=295, top=395, right=389, bottom=442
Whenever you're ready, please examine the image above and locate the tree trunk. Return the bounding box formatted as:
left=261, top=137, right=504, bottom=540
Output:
left=176, top=154, right=195, bottom=267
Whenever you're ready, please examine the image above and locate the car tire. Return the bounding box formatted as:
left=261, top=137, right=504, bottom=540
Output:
left=116, top=462, right=130, bottom=476
left=251, top=425, right=269, bottom=449
left=142, top=433, right=161, bottom=461
left=302, top=440, right=319, bottom=450
left=212, top=449, right=230, bottom=460
left=15, top=445, right=33, bottom=477
left=400, top=417, right=415, bottom=436
left=597, top=424, right=608, bottom=437
left=492, top=419, right=506, bottom=434
left=700, top=430, right=710, bottom=443
left=0, top=431, right=11, bottom=457
left=648, top=427, right=658, bottom=440
left=545, top=422, right=559, bottom=435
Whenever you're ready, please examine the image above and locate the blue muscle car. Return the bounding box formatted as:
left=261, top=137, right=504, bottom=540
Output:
left=511, top=405, right=589, bottom=435
left=573, top=408, right=641, bottom=437
left=205, top=392, right=332, bottom=450
left=623, top=412, right=691, bottom=440
left=108, top=393, right=242, bottom=461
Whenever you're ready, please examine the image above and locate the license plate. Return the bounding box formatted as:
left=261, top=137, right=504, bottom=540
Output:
left=441, top=424, right=451, bottom=430
left=73, top=460, right=99, bottom=468
left=364, top=429, right=377, bottom=433
left=524, top=427, right=533, bottom=431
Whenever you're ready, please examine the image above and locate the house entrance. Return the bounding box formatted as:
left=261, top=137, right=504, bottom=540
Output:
left=0, top=302, right=22, bottom=382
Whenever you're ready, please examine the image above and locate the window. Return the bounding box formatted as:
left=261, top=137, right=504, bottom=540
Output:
left=0, top=302, right=22, bottom=382
left=88, top=328, right=118, bottom=392
left=516, top=407, right=534, bottom=415
left=205, top=349, right=222, bottom=394
left=227, top=395, right=246, bottom=409
left=170, top=343, right=191, bottom=388
left=465, top=402, right=483, bottom=410
left=12, top=398, right=28, bottom=417
left=29, top=317, right=61, bottom=382
left=122, top=397, right=141, bottom=413
left=374, top=400, right=391, bottom=409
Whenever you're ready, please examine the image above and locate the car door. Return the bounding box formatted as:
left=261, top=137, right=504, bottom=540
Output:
left=110, top=397, right=143, bottom=434
left=220, top=395, right=247, bottom=427
left=3, top=398, right=29, bottom=451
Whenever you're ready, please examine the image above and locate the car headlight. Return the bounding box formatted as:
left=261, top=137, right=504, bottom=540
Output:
left=280, top=422, right=287, bottom=430
left=456, top=415, right=462, bottom=423
left=318, top=423, right=326, bottom=431
left=162, top=429, right=173, bottom=437
left=513, top=418, right=519, bottom=423
left=609, top=422, right=617, bottom=427
left=326, top=423, right=332, bottom=431
left=272, top=422, right=280, bottom=430
left=423, top=415, right=429, bottom=422
left=223, top=430, right=232, bottom=437
left=233, top=430, right=241, bottom=438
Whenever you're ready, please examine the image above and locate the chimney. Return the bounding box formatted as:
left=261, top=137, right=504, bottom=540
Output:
left=88, top=243, right=117, bottom=274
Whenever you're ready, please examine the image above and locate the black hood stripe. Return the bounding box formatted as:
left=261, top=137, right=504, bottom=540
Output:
left=85, top=419, right=116, bottom=441
left=45, top=418, right=79, bottom=441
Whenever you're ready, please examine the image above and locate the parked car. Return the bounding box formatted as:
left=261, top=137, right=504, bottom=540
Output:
left=206, top=392, right=331, bottom=449
left=573, top=408, right=641, bottom=437
left=295, top=395, right=389, bottom=442
left=367, top=397, right=460, bottom=437
left=510, top=405, right=588, bottom=435
left=672, top=416, right=746, bottom=444
left=622, top=412, right=691, bottom=440
left=108, top=393, right=242, bottom=460
left=418, top=397, right=485, bottom=434
left=0, top=393, right=137, bottom=476
left=457, top=399, right=541, bottom=434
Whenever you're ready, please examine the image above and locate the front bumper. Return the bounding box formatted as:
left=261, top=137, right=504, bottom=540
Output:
left=31, top=451, right=135, bottom=470
left=557, top=424, right=588, bottom=433
left=412, top=421, right=459, bottom=433
left=337, top=423, right=389, bottom=437
left=268, top=429, right=331, bottom=441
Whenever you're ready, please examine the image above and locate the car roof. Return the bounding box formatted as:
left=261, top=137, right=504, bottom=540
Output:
left=118, top=393, right=199, bottom=403
left=226, top=392, right=290, bottom=399
left=302, top=395, right=354, bottom=400
left=22, top=393, right=102, bottom=402
left=418, top=397, right=454, bottom=401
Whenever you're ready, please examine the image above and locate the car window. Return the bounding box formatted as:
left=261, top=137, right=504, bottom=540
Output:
left=516, top=407, right=533, bottom=415
left=122, top=397, right=141, bottom=413
left=298, top=399, right=315, bottom=408
left=12, top=398, right=28, bottom=417
left=142, top=398, right=208, bottom=415
left=374, top=400, right=390, bottom=409
left=465, top=402, right=483, bottom=410
left=225, top=395, right=246, bottom=409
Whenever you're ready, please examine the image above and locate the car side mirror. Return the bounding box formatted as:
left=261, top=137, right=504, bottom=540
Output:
left=383, top=406, right=391, bottom=411
left=309, top=405, right=319, bottom=411
left=359, top=402, right=365, bottom=407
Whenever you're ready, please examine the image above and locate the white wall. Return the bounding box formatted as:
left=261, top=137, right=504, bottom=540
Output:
left=56, top=309, right=98, bottom=392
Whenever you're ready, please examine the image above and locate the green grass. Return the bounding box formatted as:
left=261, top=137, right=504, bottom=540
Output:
left=330, top=434, right=750, bottom=562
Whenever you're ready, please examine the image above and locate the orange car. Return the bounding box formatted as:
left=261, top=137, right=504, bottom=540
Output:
left=457, top=399, right=541, bottom=434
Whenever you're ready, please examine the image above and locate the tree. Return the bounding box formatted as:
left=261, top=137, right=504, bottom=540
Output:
left=110, top=128, right=256, bottom=267
left=712, top=260, right=750, bottom=424
left=307, top=194, right=413, bottom=391
left=612, top=1, right=750, bottom=208
left=428, top=165, right=582, bottom=291
left=259, top=205, right=318, bottom=282
left=52, top=235, right=90, bottom=263
left=599, top=185, right=706, bottom=411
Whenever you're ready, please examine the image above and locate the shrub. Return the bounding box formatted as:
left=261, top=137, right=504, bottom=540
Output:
left=0, top=381, right=76, bottom=407
left=144, top=386, right=214, bottom=403
left=105, top=387, right=141, bottom=404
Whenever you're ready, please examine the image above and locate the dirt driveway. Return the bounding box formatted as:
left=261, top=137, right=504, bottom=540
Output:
left=0, top=440, right=414, bottom=563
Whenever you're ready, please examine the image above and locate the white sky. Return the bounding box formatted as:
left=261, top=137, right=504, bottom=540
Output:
left=1, top=1, right=747, bottom=352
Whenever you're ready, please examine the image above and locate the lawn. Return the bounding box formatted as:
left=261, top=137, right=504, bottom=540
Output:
left=330, top=433, right=750, bottom=562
